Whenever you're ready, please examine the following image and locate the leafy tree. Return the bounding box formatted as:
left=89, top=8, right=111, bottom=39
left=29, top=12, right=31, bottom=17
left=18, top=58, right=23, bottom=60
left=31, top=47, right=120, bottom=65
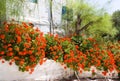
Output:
left=0, top=0, right=6, bottom=23
left=88, top=13, right=117, bottom=37
left=112, top=10, right=120, bottom=40
left=112, top=10, right=120, bottom=30
left=62, top=0, right=117, bottom=37
left=0, top=0, right=25, bottom=25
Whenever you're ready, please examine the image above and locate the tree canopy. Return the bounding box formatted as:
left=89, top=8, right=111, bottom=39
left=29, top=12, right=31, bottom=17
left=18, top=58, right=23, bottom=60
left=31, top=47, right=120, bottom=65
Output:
left=112, top=10, right=120, bottom=30
left=62, top=0, right=117, bottom=37
left=112, top=10, right=120, bottom=40
left=0, top=0, right=25, bottom=25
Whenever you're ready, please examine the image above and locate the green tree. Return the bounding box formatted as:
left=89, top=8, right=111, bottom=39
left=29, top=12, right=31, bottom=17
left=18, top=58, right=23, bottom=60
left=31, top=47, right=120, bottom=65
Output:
left=88, top=13, right=117, bottom=37
left=62, top=0, right=117, bottom=37
left=112, top=10, right=120, bottom=40
left=0, top=0, right=6, bottom=23
left=0, top=0, right=25, bottom=25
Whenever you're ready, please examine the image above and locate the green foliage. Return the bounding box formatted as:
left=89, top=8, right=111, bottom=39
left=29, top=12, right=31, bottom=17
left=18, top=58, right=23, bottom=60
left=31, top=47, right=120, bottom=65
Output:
left=71, top=35, right=83, bottom=46
left=88, top=13, right=117, bottom=37
left=0, top=0, right=6, bottom=16
left=45, top=34, right=76, bottom=64
left=112, top=10, right=120, bottom=40
left=62, top=0, right=117, bottom=37
left=0, top=0, right=25, bottom=23
left=44, top=34, right=58, bottom=59
left=62, top=6, right=73, bottom=21
left=0, top=0, right=6, bottom=23
left=71, top=35, right=96, bottom=53
left=112, top=10, right=120, bottom=29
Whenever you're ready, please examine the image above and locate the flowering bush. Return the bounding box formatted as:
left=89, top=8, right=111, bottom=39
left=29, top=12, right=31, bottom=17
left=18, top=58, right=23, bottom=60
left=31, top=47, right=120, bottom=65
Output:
left=45, top=34, right=77, bottom=70
left=0, top=21, right=120, bottom=78
left=0, top=21, right=46, bottom=73
left=71, top=35, right=120, bottom=77
left=106, top=41, right=120, bottom=76
left=44, top=33, right=120, bottom=77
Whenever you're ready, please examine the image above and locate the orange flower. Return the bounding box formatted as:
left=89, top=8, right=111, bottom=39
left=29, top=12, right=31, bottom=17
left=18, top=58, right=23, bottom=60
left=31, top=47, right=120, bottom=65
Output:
left=3, top=45, right=7, bottom=49
left=7, top=52, right=13, bottom=56
left=14, top=56, right=19, bottom=60
left=26, top=36, right=31, bottom=42
left=8, top=44, right=12, bottom=47
left=75, top=45, right=79, bottom=49
left=0, top=34, right=5, bottom=39
left=22, top=22, right=29, bottom=28
left=39, top=59, right=43, bottom=65
left=15, top=28, right=22, bottom=35
left=28, top=50, right=33, bottom=55
left=5, top=24, right=9, bottom=32
left=19, top=61, right=24, bottom=66
left=30, top=64, right=36, bottom=68
left=0, top=51, right=5, bottom=55
left=24, top=43, right=30, bottom=48
left=35, top=28, right=40, bottom=32
left=16, top=35, right=21, bottom=43
left=0, top=21, right=47, bottom=73
left=30, top=56, right=36, bottom=62
left=15, top=46, right=19, bottom=51
left=8, top=47, right=13, bottom=51
left=89, top=48, right=94, bottom=52
left=18, top=52, right=22, bottom=55
left=25, top=66, right=30, bottom=71
left=29, top=68, right=34, bottom=74
left=0, top=56, right=2, bottom=59
left=55, top=55, right=58, bottom=59
left=102, top=71, right=107, bottom=76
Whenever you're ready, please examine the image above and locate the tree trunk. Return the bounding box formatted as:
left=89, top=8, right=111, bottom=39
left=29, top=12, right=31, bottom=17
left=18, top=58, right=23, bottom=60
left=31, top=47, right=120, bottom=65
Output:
left=75, top=14, right=82, bottom=35
left=49, top=0, right=53, bottom=34
left=75, top=17, right=101, bottom=35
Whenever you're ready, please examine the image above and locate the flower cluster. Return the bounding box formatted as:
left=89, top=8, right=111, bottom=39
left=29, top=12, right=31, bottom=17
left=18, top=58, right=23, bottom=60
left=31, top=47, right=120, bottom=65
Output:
left=71, top=35, right=120, bottom=76
left=45, top=34, right=77, bottom=70
left=45, top=34, right=120, bottom=77
left=0, top=21, right=120, bottom=77
left=0, top=21, right=46, bottom=74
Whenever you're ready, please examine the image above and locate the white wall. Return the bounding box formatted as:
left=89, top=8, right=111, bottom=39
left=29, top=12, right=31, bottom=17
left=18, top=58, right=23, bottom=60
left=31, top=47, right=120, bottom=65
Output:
left=6, top=0, right=62, bottom=34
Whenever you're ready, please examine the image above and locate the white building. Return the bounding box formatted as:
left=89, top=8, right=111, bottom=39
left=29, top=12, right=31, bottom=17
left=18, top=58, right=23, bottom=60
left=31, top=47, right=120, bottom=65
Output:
left=6, top=0, right=63, bottom=34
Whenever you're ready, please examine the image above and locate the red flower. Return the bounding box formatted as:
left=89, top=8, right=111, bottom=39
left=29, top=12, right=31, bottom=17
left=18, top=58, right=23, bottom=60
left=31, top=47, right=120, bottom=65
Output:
left=8, top=44, right=12, bottom=47
left=1, top=60, right=5, bottom=63
left=22, top=22, right=29, bottom=28
left=16, top=35, right=21, bottom=43
left=0, top=51, right=5, bottom=55
left=7, top=52, right=13, bottom=56
left=9, top=62, right=12, bottom=65
left=102, top=71, right=107, bottom=76
left=19, top=61, right=24, bottom=66
left=8, top=47, right=13, bottom=51
left=0, top=34, right=5, bottom=39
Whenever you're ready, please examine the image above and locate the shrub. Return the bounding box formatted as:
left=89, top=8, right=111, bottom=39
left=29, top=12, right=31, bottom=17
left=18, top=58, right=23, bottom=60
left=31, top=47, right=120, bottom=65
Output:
left=0, top=21, right=46, bottom=73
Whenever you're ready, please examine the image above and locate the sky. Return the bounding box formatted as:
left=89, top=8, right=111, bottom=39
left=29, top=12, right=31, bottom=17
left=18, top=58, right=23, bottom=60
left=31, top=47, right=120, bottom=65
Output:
left=87, top=0, right=120, bottom=14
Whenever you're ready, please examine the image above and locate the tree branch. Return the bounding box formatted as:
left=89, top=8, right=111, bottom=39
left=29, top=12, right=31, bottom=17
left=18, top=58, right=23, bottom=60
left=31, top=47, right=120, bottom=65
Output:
left=78, top=21, right=94, bottom=32
left=75, top=14, right=82, bottom=34
left=77, top=17, right=102, bottom=33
